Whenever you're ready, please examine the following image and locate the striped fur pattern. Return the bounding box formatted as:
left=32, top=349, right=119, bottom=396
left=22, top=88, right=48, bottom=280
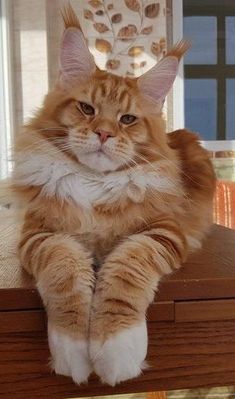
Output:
left=11, top=5, right=216, bottom=386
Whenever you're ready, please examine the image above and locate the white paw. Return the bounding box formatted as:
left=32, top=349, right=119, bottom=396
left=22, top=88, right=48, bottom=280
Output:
left=48, top=325, right=92, bottom=384
left=90, top=321, right=148, bottom=386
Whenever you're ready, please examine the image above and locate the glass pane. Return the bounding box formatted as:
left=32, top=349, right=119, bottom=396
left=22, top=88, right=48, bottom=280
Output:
left=226, top=79, right=235, bottom=140
left=183, top=16, right=217, bottom=64
left=226, top=17, right=235, bottom=64
left=184, top=79, right=217, bottom=140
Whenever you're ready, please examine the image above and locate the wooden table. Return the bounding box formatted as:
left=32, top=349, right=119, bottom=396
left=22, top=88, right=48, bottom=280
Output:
left=0, top=224, right=235, bottom=398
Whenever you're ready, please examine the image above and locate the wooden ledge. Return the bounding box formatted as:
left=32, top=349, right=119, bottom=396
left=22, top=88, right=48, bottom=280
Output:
left=1, top=224, right=235, bottom=397
left=0, top=224, right=235, bottom=317
left=0, top=224, right=235, bottom=334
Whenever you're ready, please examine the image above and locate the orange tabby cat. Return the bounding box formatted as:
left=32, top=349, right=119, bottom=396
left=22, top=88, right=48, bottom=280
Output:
left=11, top=6, right=216, bottom=386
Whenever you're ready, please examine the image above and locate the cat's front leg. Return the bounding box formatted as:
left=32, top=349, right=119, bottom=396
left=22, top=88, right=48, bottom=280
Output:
left=89, top=220, right=188, bottom=385
left=19, top=230, right=95, bottom=384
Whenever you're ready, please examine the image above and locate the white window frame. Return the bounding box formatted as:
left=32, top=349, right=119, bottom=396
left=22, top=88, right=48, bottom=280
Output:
left=0, top=0, right=14, bottom=179
left=171, top=0, right=185, bottom=131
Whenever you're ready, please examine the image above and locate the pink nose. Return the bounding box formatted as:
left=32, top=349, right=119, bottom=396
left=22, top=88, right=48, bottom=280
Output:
left=94, top=129, right=111, bottom=144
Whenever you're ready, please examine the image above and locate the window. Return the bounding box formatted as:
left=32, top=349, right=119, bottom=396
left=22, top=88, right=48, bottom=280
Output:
left=183, top=0, right=235, bottom=141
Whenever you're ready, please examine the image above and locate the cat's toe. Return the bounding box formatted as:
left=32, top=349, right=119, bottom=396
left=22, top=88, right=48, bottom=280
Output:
left=48, top=325, right=92, bottom=384
left=90, top=321, right=148, bottom=386
left=70, top=347, right=93, bottom=385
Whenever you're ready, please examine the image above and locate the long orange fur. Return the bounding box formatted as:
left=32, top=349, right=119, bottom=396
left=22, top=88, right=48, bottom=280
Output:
left=11, top=5, right=216, bottom=386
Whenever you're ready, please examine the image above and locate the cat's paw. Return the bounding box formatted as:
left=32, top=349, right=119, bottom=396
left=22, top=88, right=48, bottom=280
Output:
left=48, top=325, right=92, bottom=384
left=89, top=321, right=148, bottom=386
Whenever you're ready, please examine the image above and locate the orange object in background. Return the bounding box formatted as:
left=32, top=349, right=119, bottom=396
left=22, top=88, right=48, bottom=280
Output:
left=213, top=180, right=235, bottom=229
left=147, top=392, right=167, bottom=399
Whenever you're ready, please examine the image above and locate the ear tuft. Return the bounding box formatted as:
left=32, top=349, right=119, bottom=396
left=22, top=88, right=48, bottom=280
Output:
left=138, top=39, right=190, bottom=104
left=61, top=3, right=81, bottom=30
left=165, top=39, right=191, bottom=60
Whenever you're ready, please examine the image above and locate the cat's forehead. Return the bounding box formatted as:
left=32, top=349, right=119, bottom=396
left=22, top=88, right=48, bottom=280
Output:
left=81, top=71, right=138, bottom=107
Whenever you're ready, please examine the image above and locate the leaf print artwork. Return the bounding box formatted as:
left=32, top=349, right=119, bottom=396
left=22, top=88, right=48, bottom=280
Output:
left=128, top=46, right=144, bottom=57
left=95, top=39, right=112, bottom=53
left=124, top=0, right=140, bottom=12
left=151, top=41, right=161, bottom=56
left=88, top=0, right=103, bottom=8
left=96, top=10, right=104, bottom=16
left=84, top=9, right=93, bottom=20
left=111, top=13, right=122, bottom=23
left=82, top=0, right=165, bottom=76
left=145, top=3, right=160, bottom=18
left=106, top=59, right=121, bottom=70
left=93, top=23, right=109, bottom=33
left=159, top=37, right=166, bottom=50
left=141, top=26, right=153, bottom=35
left=117, top=24, right=138, bottom=41
left=130, top=62, right=140, bottom=69
left=126, top=71, right=135, bottom=76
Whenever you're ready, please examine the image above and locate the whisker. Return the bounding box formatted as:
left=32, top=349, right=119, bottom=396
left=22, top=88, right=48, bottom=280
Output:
left=10, top=136, right=69, bottom=153
left=132, top=153, right=191, bottom=202
left=36, top=127, right=69, bottom=133
left=128, top=158, right=168, bottom=202
left=12, top=142, right=73, bottom=160
left=140, top=145, right=208, bottom=188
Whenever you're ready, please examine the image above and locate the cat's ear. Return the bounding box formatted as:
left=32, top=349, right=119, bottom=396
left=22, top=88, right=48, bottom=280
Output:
left=60, top=28, right=96, bottom=84
left=138, top=40, right=190, bottom=104
left=59, top=5, right=96, bottom=86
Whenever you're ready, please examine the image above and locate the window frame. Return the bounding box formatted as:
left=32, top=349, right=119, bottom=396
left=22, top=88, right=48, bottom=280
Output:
left=0, top=0, right=15, bottom=179
left=170, top=0, right=185, bottom=131
left=184, top=0, right=235, bottom=141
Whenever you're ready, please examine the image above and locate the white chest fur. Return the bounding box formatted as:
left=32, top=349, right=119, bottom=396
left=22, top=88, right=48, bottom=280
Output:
left=14, top=152, right=180, bottom=208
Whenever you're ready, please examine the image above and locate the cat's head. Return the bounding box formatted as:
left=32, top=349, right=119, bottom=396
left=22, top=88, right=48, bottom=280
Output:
left=37, top=6, right=189, bottom=173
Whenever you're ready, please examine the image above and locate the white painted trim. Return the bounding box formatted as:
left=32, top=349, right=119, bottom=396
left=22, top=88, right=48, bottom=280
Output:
left=0, top=0, right=14, bottom=179
left=201, top=140, right=235, bottom=151
left=172, top=0, right=185, bottom=130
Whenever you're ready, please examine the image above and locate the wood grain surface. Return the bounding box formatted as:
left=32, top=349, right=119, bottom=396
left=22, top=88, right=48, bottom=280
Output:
left=1, top=320, right=235, bottom=398
left=0, top=224, right=235, bottom=397
left=0, top=302, right=174, bottom=335
left=1, top=225, right=235, bottom=311
left=175, top=299, right=235, bottom=322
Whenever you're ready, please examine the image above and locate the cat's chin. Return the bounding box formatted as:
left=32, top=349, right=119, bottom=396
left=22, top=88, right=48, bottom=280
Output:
left=77, top=151, right=123, bottom=173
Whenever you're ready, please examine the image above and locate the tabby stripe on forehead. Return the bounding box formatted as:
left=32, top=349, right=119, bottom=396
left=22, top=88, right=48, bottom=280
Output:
left=91, top=83, right=107, bottom=102
left=119, top=90, right=131, bottom=111
left=90, top=85, right=99, bottom=103
left=99, top=83, right=106, bottom=97
left=105, top=79, right=115, bottom=96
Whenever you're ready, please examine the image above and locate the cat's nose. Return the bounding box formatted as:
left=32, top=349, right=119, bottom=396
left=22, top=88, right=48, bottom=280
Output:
left=94, top=129, right=111, bottom=144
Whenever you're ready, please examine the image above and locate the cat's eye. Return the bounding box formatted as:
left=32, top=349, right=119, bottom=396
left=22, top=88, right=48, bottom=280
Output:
left=79, top=102, right=95, bottom=116
left=120, top=114, right=137, bottom=125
